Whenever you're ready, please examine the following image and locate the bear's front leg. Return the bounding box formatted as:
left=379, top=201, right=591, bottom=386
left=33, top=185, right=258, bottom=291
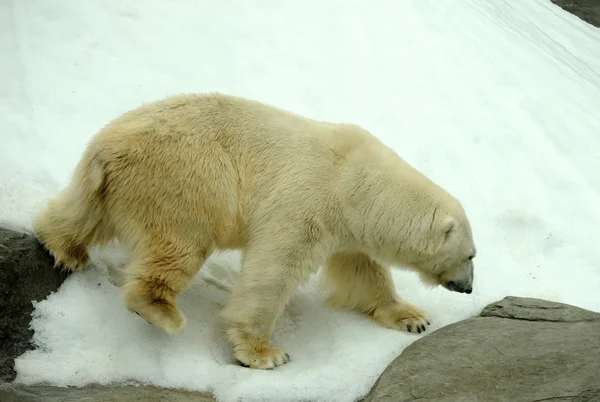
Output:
left=322, top=251, right=431, bottom=334
left=220, top=243, right=317, bottom=369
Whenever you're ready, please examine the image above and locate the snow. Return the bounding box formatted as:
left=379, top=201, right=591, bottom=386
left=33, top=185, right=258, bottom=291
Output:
left=1, top=0, right=600, bottom=401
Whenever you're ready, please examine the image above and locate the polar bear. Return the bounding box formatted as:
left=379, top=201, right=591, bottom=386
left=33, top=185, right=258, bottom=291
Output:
left=34, top=92, right=476, bottom=369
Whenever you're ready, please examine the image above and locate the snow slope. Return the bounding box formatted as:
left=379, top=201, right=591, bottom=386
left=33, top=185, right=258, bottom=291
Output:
left=1, top=0, right=600, bottom=401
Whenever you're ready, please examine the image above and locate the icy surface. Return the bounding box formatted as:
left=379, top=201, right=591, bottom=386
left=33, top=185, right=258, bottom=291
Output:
left=1, top=0, right=600, bottom=401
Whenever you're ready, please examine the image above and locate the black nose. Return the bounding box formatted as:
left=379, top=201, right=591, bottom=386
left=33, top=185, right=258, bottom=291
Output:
left=465, top=287, right=472, bottom=294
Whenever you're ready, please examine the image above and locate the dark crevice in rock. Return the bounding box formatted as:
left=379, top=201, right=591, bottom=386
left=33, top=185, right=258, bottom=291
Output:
left=479, top=313, right=597, bottom=323
left=511, top=302, right=563, bottom=310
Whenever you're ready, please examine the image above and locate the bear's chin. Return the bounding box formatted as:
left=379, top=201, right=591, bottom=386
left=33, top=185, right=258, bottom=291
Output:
left=417, top=271, right=443, bottom=289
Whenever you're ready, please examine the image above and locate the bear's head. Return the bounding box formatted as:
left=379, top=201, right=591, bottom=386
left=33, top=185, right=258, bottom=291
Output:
left=415, top=216, right=476, bottom=294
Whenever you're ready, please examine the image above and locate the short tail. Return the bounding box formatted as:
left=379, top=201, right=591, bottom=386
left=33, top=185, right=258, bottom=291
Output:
left=34, top=153, right=113, bottom=271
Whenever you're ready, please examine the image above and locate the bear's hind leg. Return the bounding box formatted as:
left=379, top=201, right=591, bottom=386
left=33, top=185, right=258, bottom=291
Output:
left=322, top=251, right=430, bottom=334
left=120, top=237, right=210, bottom=334
left=34, top=152, right=115, bottom=272
left=34, top=185, right=111, bottom=272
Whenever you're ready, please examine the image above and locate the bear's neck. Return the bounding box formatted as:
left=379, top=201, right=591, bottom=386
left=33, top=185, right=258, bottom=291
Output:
left=342, top=159, right=448, bottom=266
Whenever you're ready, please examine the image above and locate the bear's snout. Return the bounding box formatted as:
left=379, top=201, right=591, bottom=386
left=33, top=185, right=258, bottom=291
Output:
left=447, top=281, right=472, bottom=294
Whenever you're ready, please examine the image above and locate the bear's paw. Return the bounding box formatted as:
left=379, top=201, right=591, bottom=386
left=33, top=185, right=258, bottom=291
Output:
left=372, top=300, right=431, bottom=334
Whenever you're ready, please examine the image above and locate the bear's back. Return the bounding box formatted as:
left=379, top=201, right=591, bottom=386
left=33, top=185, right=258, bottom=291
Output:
left=87, top=93, right=357, bottom=248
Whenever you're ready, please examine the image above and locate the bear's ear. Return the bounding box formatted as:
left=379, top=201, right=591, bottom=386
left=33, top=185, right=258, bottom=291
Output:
left=442, top=217, right=456, bottom=242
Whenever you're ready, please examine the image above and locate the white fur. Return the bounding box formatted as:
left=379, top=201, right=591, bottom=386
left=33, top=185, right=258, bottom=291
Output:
left=33, top=92, right=476, bottom=369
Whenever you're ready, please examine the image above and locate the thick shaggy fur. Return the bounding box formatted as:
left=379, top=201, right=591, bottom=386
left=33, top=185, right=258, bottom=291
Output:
left=34, top=93, right=477, bottom=369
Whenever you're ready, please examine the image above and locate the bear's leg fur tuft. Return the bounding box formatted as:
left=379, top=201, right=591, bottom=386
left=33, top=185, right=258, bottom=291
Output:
left=322, top=251, right=431, bottom=334
left=120, top=237, right=210, bottom=334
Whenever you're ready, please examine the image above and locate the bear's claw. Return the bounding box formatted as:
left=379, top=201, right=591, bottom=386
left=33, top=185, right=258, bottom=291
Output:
left=135, top=311, right=154, bottom=326
left=236, top=347, right=290, bottom=370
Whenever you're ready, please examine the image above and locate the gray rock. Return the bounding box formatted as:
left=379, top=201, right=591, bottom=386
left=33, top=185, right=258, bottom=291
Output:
left=551, top=0, right=600, bottom=28
left=0, top=384, right=215, bottom=402
left=0, top=227, right=70, bottom=383
left=480, top=295, right=600, bottom=322
left=362, top=296, right=600, bottom=402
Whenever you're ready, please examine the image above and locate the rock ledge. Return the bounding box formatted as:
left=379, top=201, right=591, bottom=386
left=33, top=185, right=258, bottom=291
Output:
left=363, top=296, right=600, bottom=402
